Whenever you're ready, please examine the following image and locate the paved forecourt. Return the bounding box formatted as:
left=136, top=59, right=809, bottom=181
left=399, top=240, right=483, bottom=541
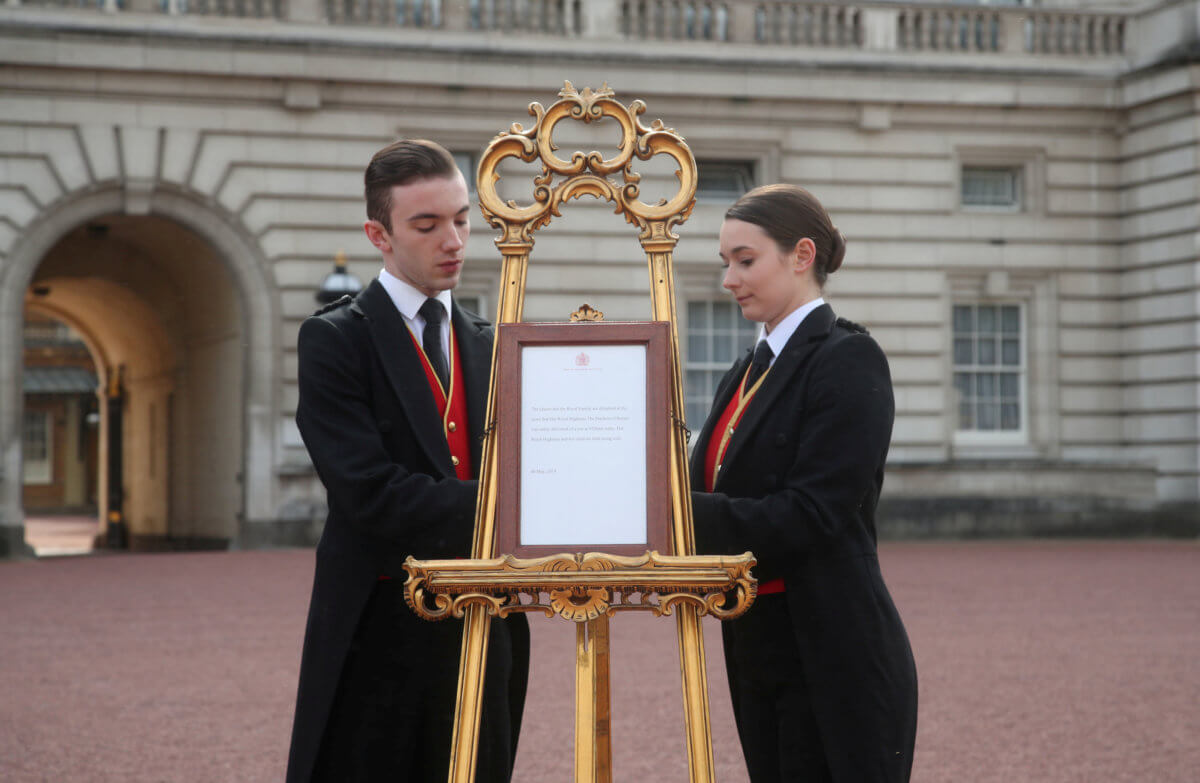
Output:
left=0, top=540, right=1196, bottom=782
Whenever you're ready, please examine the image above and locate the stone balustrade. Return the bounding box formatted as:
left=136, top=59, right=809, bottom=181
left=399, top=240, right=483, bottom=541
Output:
left=323, top=0, right=578, bottom=32
left=469, top=0, right=579, bottom=33
left=893, top=4, right=1126, bottom=55
left=0, top=0, right=1140, bottom=58
left=896, top=6, right=1007, bottom=52
left=176, top=0, right=285, bottom=17
left=309, top=0, right=582, bottom=31
left=741, top=2, right=863, bottom=46
left=1023, top=8, right=1125, bottom=55
left=621, top=1, right=733, bottom=41
left=10, top=0, right=286, bottom=17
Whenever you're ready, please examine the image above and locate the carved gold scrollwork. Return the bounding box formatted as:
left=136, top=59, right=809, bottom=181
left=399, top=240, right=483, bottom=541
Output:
left=443, top=85, right=739, bottom=783
left=569, top=303, right=605, bottom=322
left=403, top=551, right=757, bottom=624
left=549, top=588, right=611, bottom=622
left=476, top=81, right=698, bottom=248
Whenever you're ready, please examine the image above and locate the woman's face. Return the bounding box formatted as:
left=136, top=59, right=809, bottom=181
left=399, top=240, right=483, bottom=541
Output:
left=718, top=218, right=811, bottom=332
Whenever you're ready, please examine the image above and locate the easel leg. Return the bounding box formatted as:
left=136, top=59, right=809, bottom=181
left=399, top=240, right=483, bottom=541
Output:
left=575, top=615, right=612, bottom=783
left=676, top=606, right=716, bottom=783
left=446, top=605, right=491, bottom=783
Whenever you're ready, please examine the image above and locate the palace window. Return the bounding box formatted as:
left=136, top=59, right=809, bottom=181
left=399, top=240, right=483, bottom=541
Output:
left=684, top=300, right=758, bottom=434
left=22, top=410, right=52, bottom=485
left=696, top=159, right=755, bottom=201
left=961, top=165, right=1022, bottom=209
left=454, top=293, right=486, bottom=319
left=452, top=151, right=477, bottom=195
left=952, top=303, right=1025, bottom=434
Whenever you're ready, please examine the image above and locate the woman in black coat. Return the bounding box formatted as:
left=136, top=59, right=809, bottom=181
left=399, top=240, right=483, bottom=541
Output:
left=690, top=184, right=918, bottom=782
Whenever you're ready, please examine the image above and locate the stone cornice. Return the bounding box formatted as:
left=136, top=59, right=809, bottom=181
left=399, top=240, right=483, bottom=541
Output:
left=1, top=7, right=1134, bottom=80
left=1, top=9, right=1133, bottom=110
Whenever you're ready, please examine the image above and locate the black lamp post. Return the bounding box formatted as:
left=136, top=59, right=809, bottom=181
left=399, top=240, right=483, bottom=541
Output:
left=316, top=250, right=363, bottom=304
left=105, top=365, right=127, bottom=550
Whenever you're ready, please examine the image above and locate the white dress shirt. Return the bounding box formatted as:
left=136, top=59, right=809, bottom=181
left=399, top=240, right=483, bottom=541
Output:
left=758, top=297, right=825, bottom=369
left=377, top=268, right=453, bottom=369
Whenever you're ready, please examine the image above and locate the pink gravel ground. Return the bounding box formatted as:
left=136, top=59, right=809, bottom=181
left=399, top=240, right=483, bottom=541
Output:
left=0, top=539, right=1196, bottom=782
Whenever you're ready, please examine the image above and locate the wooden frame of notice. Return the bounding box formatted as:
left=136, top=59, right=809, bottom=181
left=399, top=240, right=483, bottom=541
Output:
left=403, top=82, right=757, bottom=783
left=495, top=321, right=671, bottom=559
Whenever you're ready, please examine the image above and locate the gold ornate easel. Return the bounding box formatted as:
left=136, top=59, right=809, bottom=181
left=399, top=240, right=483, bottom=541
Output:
left=403, top=83, right=756, bottom=783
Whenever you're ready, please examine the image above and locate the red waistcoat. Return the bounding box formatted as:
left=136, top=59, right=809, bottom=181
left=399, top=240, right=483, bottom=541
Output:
left=407, top=327, right=473, bottom=480
left=703, top=367, right=784, bottom=595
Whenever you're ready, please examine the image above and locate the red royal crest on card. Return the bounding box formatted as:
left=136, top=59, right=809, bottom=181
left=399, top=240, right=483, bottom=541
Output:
left=575, top=352, right=590, bottom=367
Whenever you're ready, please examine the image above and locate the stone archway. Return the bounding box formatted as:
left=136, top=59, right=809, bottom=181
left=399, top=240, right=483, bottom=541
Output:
left=1, top=186, right=280, bottom=555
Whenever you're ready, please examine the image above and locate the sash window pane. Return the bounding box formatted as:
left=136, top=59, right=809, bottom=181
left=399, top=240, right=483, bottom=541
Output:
left=962, top=166, right=1021, bottom=209
left=952, top=302, right=1026, bottom=434
left=684, top=298, right=758, bottom=440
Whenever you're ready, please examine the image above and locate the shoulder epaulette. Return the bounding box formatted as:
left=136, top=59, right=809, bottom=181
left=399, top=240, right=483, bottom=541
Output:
left=313, top=294, right=352, bottom=316
left=836, top=317, right=869, bottom=335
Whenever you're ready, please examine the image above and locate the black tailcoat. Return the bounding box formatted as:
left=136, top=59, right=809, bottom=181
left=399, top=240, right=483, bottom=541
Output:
left=286, top=280, right=529, bottom=783
left=690, top=304, right=918, bottom=781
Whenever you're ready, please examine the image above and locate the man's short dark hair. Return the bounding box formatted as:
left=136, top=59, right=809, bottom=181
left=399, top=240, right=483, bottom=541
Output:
left=365, top=139, right=460, bottom=231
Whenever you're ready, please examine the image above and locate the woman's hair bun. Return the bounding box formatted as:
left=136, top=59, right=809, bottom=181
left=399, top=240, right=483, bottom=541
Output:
left=827, top=227, right=846, bottom=275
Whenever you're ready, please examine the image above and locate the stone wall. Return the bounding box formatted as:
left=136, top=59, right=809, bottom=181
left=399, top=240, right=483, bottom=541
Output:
left=0, top=0, right=1196, bottom=549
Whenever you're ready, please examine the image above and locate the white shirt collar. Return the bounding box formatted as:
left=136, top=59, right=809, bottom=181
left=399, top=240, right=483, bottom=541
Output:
left=759, top=297, right=825, bottom=364
left=377, top=267, right=453, bottom=323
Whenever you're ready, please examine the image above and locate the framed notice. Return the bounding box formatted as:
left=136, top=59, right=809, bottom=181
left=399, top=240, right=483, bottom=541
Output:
left=494, top=321, right=672, bottom=558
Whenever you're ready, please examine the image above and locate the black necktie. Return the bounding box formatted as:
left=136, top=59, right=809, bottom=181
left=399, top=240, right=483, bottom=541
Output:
left=418, top=298, right=449, bottom=390
left=745, top=340, right=773, bottom=388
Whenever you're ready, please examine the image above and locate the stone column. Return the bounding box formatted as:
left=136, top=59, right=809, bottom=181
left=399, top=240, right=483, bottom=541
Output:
left=728, top=2, right=757, bottom=45
left=562, top=0, right=576, bottom=36
left=0, top=299, right=32, bottom=560
left=1002, top=12, right=1027, bottom=54
left=863, top=8, right=898, bottom=51
left=287, top=0, right=324, bottom=24
left=580, top=0, right=620, bottom=39
left=442, top=0, right=470, bottom=31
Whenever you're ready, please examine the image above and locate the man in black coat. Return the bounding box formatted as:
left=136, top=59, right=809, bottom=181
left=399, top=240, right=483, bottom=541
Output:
left=285, top=139, right=528, bottom=783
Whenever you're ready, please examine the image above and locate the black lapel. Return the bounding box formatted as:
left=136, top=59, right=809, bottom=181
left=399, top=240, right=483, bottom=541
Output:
left=688, top=350, right=753, bottom=490
left=714, top=304, right=836, bottom=488
left=355, top=279, right=454, bottom=477
left=451, top=300, right=494, bottom=472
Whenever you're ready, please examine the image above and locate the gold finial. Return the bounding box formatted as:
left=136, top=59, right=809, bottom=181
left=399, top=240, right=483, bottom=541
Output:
left=334, top=249, right=348, bottom=269
left=569, top=303, right=605, bottom=322
left=560, top=80, right=615, bottom=108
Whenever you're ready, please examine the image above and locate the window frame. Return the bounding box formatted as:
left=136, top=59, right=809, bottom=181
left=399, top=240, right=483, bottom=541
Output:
left=22, top=409, right=53, bottom=485
left=695, top=158, right=758, bottom=203
left=682, top=298, right=760, bottom=439
left=954, top=146, right=1045, bottom=216
left=453, top=291, right=487, bottom=320
left=951, top=301, right=1029, bottom=447
left=960, top=165, right=1022, bottom=211
left=452, top=150, right=478, bottom=196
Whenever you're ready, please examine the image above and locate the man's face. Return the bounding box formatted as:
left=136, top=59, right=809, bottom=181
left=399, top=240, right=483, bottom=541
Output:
left=365, top=172, right=471, bottom=297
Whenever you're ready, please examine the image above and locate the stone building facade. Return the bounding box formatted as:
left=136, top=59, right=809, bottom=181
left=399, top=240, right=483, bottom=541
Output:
left=1, top=0, right=1197, bottom=555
